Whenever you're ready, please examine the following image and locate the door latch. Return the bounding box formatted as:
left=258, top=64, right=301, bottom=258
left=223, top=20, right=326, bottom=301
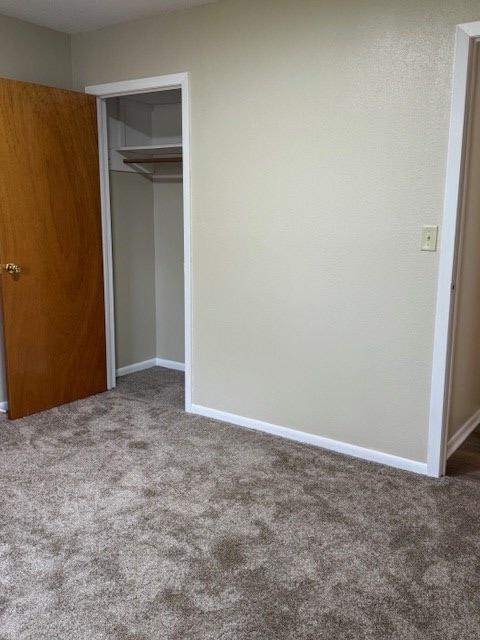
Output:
left=1, top=263, right=21, bottom=275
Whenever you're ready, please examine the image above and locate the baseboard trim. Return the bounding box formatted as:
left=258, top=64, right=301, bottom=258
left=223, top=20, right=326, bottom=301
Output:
left=116, top=359, right=158, bottom=377
left=116, top=358, right=185, bottom=377
left=190, top=404, right=428, bottom=476
left=0, top=400, right=8, bottom=413
left=155, top=358, right=185, bottom=372
left=447, top=408, right=480, bottom=459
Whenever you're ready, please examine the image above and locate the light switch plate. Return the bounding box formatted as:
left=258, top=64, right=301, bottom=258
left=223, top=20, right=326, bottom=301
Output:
left=421, top=225, right=438, bottom=251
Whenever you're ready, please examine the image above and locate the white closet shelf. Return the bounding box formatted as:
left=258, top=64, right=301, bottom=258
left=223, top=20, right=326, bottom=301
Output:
left=118, top=144, right=183, bottom=167
left=117, top=144, right=182, bottom=156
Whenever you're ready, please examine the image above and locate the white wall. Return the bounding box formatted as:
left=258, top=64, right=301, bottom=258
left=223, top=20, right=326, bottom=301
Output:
left=71, top=0, right=480, bottom=464
left=0, top=13, right=72, bottom=406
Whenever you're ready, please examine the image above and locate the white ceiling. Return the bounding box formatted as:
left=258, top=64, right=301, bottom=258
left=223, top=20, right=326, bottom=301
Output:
left=0, top=0, right=219, bottom=34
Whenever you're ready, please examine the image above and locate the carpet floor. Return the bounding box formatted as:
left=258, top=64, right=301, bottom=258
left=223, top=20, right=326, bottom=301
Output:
left=0, top=367, right=479, bottom=639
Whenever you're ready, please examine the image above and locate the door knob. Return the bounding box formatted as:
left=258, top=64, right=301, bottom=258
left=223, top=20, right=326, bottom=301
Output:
left=2, top=263, right=21, bottom=275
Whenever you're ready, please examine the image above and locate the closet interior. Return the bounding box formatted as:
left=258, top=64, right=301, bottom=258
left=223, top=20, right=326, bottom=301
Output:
left=106, top=89, right=185, bottom=377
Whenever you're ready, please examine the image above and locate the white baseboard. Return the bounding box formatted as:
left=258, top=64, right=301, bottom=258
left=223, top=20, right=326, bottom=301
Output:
left=155, top=358, right=185, bottom=372
left=190, top=404, right=428, bottom=476
left=116, top=358, right=185, bottom=377
left=0, top=400, right=8, bottom=413
left=447, top=408, right=480, bottom=459
left=116, top=359, right=157, bottom=377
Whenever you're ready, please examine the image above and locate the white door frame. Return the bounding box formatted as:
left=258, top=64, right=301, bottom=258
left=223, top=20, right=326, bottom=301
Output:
left=427, top=23, right=480, bottom=477
left=85, top=73, right=192, bottom=412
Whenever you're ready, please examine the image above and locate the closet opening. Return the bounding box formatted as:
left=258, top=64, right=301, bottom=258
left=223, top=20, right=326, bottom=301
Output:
left=86, top=74, right=192, bottom=411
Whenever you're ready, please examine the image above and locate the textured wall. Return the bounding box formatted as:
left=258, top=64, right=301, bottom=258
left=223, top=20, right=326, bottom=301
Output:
left=0, top=14, right=71, bottom=88
left=71, top=0, right=480, bottom=463
left=447, top=42, right=480, bottom=441
left=154, top=181, right=185, bottom=364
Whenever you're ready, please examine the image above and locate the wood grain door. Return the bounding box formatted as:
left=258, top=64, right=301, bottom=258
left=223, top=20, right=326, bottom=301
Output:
left=0, top=78, right=107, bottom=419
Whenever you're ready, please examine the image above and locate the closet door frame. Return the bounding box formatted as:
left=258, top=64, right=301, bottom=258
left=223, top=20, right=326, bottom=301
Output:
left=427, top=22, right=480, bottom=476
left=85, top=73, right=192, bottom=411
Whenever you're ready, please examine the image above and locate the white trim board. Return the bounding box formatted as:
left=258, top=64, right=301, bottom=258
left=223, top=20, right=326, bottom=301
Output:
left=96, top=98, right=116, bottom=390
left=0, top=400, right=8, bottom=413
left=85, top=73, right=192, bottom=413
left=156, top=358, right=185, bottom=372
left=191, top=404, right=428, bottom=476
left=116, top=358, right=185, bottom=377
left=427, top=22, right=480, bottom=477
left=446, top=408, right=480, bottom=459
left=86, top=74, right=187, bottom=98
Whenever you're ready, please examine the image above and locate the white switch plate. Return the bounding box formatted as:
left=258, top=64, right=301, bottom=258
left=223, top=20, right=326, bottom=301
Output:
left=421, top=225, right=438, bottom=251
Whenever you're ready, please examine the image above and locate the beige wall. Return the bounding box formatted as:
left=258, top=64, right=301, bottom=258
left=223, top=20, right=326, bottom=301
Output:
left=71, top=0, right=480, bottom=463
left=0, top=13, right=72, bottom=405
left=154, top=181, right=185, bottom=364
left=447, top=42, right=480, bottom=441
left=0, top=14, right=71, bottom=88
left=110, top=171, right=156, bottom=368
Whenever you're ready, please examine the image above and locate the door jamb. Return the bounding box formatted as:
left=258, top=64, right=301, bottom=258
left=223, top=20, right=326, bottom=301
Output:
left=85, top=73, right=192, bottom=412
left=427, top=23, right=480, bottom=477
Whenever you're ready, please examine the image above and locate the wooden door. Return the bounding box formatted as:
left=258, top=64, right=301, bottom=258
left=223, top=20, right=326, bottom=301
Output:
left=0, top=78, right=107, bottom=419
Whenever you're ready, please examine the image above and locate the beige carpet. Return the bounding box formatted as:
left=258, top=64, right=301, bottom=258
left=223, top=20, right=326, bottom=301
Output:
left=0, top=367, right=479, bottom=639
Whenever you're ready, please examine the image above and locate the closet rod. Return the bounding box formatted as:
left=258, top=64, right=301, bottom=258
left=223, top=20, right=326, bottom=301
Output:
left=123, top=157, right=183, bottom=165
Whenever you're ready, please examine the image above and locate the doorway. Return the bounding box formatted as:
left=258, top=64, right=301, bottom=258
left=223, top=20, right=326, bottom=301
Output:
left=428, top=25, right=480, bottom=477
left=446, top=425, right=480, bottom=481
left=86, top=74, right=192, bottom=410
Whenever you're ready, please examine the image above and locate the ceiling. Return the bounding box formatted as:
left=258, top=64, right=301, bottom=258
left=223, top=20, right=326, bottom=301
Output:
left=0, top=0, right=219, bottom=34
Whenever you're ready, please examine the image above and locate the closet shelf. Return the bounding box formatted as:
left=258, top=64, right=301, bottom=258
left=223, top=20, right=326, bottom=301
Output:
left=118, top=143, right=182, bottom=166
left=108, top=95, right=183, bottom=174
left=117, top=143, right=182, bottom=156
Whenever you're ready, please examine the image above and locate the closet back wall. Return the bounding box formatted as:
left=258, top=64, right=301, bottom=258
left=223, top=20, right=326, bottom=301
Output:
left=0, top=13, right=72, bottom=406
left=109, top=173, right=184, bottom=371
left=110, top=172, right=156, bottom=369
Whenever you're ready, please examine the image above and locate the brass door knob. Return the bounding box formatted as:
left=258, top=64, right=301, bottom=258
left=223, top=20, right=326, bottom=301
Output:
left=3, top=263, right=21, bottom=274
